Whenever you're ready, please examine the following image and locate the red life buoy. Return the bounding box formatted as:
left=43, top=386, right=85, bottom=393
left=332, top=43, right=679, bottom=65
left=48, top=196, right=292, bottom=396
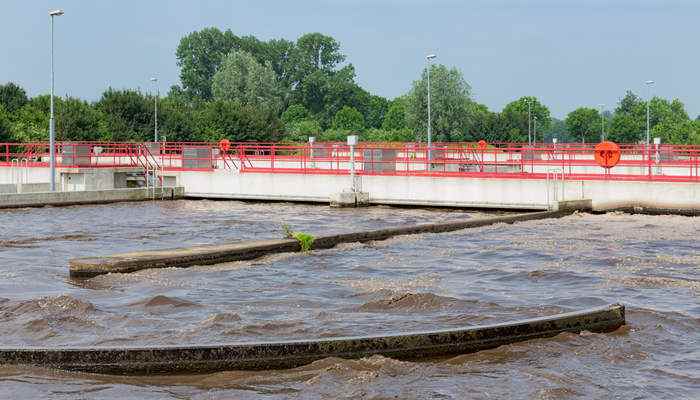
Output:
left=218, top=139, right=231, bottom=153
left=477, top=140, right=488, bottom=150
left=594, top=141, right=621, bottom=168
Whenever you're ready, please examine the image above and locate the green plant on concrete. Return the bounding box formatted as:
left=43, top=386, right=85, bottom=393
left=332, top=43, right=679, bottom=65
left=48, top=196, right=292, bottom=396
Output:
left=281, top=224, right=315, bottom=251
left=282, top=223, right=293, bottom=238
left=292, top=232, right=315, bottom=252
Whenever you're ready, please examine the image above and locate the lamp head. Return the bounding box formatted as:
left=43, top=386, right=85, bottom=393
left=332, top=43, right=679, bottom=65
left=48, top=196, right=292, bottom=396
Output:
left=49, top=9, right=64, bottom=16
left=645, top=80, right=655, bottom=85
left=426, top=54, right=437, bottom=61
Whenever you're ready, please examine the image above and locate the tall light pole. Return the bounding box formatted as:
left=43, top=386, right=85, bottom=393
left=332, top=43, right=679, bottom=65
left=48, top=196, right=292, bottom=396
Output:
left=150, top=77, right=159, bottom=142
left=645, top=80, right=654, bottom=145
left=527, top=99, right=532, bottom=146
left=533, top=115, right=538, bottom=145
left=426, top=54, right=436, bottom=162
left=598, top=104, right=605, bottom=142
left=49, top=9, right=64, bottom=192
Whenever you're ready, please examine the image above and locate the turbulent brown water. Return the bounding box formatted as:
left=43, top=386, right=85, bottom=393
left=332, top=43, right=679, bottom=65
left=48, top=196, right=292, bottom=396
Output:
left=0, top=200, right=698, bottom=399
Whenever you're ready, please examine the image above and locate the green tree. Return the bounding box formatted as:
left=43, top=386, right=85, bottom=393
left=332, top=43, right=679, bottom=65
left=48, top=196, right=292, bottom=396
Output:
left=282, top=119, right=322, bottom=142
left=195, top=99, right=281, bottom=142
left=152, top=96, right=198, bottom=142
left=365, top=95, right=389, bottom=129
left=293, top=33, right=345, bottom=82
left=691, top=121, right=700, bottom=144
left=211, top=50, right=282, bottom=113
left=294, top=65, right=370, bottom=129
left=465, top=102, right=498, bottom=142
left=0, top=82, right=28, bottom=113
left=261, top=38, right=297, bottom=95
left=609, top=91, right=645, bottom=143
left=0, top=104, right=12, bottom=141
left=176, top=27, right=240, bottom=100
left=382, top=98, right=408, bottom=131
left=331, top=106, right=364, bottom=132
left=363, top=128, right=414, bottom=142
left=543, top=117, right=573, bottom=143
left=565, top=107, right=601, bottom=143
left=95, top=88, right=152, bottom=141
left=281, top=104, right=310, bottom=126
left=9, top=96, right=51, bottom=142
left=500, top=96, right=551, bottom=143
left=405, top=64, right=474, bottom=141
left=56, top=97, right=107, bottom=141
left=652, top=120, right=697, bottom=144
left=280, top=104, right=321, bottom=141
left=609, top=91, right=692, bottom=144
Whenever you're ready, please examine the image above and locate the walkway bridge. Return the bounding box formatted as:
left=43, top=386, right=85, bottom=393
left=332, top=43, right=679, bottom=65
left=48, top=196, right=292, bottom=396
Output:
left=1, top=141, right=699, bottom=211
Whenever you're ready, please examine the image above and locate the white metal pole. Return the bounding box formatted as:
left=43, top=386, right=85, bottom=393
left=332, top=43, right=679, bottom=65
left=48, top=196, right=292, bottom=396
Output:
left=533, top=116, right=537, bottom=145
left=645, top=80, right=654, bottom=145
left=48, top=9, right=64, bottom=192
left=49, top=13, right=56, bottom=191
left=151, top=77, right=159, bottom=142
left=599, top=104, right=605, bottom=142
left=527, top=100, right=531, bottom=146
left=427, top=61, right=432, bottom=162
left=426, top=54, right=436, bottom=163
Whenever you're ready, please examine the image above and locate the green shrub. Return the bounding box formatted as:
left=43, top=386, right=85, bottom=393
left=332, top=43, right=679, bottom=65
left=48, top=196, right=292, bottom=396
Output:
left=282, top=224, right=315, bottom=251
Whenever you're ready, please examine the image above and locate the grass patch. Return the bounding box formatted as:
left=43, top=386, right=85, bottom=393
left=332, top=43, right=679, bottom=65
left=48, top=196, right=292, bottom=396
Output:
left=282, top=224, right=315, bottom=252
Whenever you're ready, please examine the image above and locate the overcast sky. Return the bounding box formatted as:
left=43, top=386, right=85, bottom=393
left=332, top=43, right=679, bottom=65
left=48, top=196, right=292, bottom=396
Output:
left=1, top=0, right=698, bottom=118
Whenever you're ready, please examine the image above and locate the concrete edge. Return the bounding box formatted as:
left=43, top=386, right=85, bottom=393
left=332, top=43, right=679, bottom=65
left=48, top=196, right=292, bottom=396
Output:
left=0, top=304, right=625, bottom=375
left=594, top=202, right=700, bottom=217
left=0, top=187, right=185, bottom=210
left=69, top=209, right=572, bottom=278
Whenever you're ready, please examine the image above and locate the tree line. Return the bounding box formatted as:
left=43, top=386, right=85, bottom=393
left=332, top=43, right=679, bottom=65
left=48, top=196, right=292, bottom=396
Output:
left=1, top=27, right=699, bottom=145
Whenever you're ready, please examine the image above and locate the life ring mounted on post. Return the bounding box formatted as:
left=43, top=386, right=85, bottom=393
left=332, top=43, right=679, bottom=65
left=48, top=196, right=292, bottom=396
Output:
left=594, top=141, right=621, bottom=169
left=218, top=138, right=231, bottom=153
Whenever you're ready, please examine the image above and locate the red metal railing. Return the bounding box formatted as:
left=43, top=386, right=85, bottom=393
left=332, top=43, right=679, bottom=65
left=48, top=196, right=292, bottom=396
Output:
left=232, top=142, right=700, bottom=182
left=2, top=141, right=699, bottom=182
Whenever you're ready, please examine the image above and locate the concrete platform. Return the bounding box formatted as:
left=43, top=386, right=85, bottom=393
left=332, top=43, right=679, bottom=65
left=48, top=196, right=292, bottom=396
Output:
left=69, top=209, right=578, bottom=278
left=0, top=187, right=184, bottom=210
left=0, top=304, right=625, bottom=374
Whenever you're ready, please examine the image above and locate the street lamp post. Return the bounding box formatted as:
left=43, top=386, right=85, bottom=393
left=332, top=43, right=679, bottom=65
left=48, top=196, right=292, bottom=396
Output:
left=645, top=80, right=654, bottom=145
left=527, top=99, right=532, bottom=146
left=533, top=115, right=538, bottom=145
left=49, top=9, right=64, bottom=192
left=598, top=104, right=605, bottom=141
left=426, top=54, right=436, bottom=162
left=150, top=77, right=159, bottom=142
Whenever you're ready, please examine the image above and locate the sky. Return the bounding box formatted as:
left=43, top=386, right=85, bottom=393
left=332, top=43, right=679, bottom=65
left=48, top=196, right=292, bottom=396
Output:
left=1, top=0, right=698, bottom=119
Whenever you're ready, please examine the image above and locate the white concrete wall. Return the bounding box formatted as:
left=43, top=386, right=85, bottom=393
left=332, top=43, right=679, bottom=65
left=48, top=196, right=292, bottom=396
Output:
left=2, top=165, right=698, bottom=211
left=176, top=169, right=700, bottom=211
left=0, top=166, right=51, bottom=185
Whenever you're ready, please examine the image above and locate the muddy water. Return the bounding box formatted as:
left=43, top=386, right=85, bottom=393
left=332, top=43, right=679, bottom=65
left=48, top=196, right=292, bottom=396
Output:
left=0, top=201, right=698, bottom=399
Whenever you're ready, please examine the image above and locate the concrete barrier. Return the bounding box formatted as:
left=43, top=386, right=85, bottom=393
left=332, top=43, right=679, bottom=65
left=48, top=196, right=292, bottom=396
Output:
left=0, top=304, right=625, bottom=375
left=69, top=209, right=583, bottom=278
left=0, top=187, right=185, bottom=210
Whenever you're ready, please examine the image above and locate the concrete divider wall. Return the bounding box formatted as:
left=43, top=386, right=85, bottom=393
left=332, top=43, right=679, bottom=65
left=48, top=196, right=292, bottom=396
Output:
left=69, top=210, right=574, bottom=278
left=0, top=187, right=184, bottom=210
left=0, top=304, right=625, bottom=374
left=179, top=170, right=552, bottom=209
left=176, top=170, right=700, bottom=212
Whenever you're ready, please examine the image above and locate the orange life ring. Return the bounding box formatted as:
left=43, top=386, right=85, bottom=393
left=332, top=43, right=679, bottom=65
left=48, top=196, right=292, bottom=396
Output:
left=477, top=140, right=488, bottom=150
left=218, top=139, right=231, bottom=153
left=594, top=141, right=621, bottom=168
